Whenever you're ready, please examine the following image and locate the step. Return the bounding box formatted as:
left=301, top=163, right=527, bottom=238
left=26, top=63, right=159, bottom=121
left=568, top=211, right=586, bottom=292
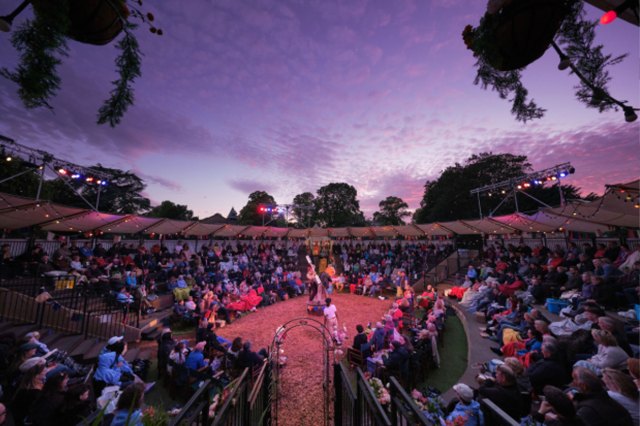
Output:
left=83, top=340, right=107, bottom=362
left=39, top=330, right=65, bottom=346
left=140, top=310, right=172, bottom=332
left=53, top=335, right=85, bottom=354
left=7, top=323, right=39, bottom=339
left=70, top=338, right=101, bottom=359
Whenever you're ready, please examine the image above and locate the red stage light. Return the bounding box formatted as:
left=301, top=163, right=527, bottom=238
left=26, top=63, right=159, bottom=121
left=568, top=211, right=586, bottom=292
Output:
left=58, top=168, right=67, bottom=175
left=600, top=10, right=617, bottom=24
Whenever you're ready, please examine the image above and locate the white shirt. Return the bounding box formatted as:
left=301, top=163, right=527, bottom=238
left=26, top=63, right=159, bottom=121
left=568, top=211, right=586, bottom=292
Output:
left=323, top=304, right=337, bottom=320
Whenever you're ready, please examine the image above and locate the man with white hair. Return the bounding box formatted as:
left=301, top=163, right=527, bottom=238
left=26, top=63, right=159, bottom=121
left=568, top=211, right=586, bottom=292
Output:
left=446, top=383, right=484, bottom=426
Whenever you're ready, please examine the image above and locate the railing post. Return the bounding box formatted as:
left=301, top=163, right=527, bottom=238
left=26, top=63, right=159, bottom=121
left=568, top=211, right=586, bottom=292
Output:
left=82, top=290, right=89, bottom=338
left=334, top=363, right=342, bottom=426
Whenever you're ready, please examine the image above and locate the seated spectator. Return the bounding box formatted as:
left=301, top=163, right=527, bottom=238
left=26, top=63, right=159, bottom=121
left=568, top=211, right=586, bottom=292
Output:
left=446, top=383, right=484, bottom=426
left=526, top=340, right=569, bottom=395
left=57, top=384, right=92, bottom=426
left=94, top=337, right=135, bottom=388
left=30, top=370, right=68, bottom=426
left=533, top=385, right=581, bottom=426
left=571, top=366, right=633, bottom=426
left=476, top=364, right=523, bottom=420
left=381, top=340, right=409, bottom=379
left=184, top=341, right=209, bottom=378
left=11, top=363, right=46, bottom=426
left=601, top=368, right=639, bottom=423
left=115, top=287, right=134, bottom=306
left=574, top=330, right=629, bottom=375
left=236, top=341, right=266, bottom=370
left=168, top=341, right=188, bottom=376
left=110, top=383, right=145, bottom=426
left=353, top=324, right=368, bottom=352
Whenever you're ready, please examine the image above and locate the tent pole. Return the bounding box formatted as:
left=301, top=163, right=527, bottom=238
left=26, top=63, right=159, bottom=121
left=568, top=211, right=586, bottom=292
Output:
left=476, top=192, right=483, bottom=219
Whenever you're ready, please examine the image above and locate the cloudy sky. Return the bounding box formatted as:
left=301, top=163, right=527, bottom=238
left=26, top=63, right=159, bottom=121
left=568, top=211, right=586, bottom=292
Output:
left=1, top=0, right=638, bottom=219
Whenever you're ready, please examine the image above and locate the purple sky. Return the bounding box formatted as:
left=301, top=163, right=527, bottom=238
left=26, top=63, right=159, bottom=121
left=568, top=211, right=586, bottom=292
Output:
left=1, top=0, right=638, bottom=219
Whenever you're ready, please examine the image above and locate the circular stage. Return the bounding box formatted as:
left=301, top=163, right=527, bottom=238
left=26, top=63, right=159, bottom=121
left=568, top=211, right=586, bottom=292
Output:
left=214, top=292, right=391, bottom=426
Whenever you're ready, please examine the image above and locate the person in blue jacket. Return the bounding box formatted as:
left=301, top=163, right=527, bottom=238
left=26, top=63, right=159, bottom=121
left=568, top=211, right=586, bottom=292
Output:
left=446, top=383, right=484, bottom=426
left=94, top=336, right=134, bottom=388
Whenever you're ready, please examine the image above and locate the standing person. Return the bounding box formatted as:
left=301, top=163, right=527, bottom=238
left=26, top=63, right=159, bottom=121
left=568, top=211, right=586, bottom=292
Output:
left=323, top=298, right=338, bottom=332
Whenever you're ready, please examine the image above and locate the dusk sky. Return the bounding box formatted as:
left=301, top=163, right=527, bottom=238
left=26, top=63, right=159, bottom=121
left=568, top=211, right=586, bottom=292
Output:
left=1, top=0, right=638, bottom=220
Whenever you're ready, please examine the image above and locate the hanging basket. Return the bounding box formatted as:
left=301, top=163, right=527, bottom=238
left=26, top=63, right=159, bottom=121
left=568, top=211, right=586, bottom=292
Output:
left=485, top=0, right=568, bottom=71
left=33, top=0, right=128, bottom=46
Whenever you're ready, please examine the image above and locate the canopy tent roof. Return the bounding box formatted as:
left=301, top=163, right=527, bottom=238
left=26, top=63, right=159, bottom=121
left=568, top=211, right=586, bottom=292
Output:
left=0, top=180, right=636, bottom=237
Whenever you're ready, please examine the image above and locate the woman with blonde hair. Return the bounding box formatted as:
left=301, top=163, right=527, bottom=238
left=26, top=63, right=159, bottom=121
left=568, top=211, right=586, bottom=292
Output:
left=602, top=368, right=639, bottom=423
left=573, top=329, right=629, bottom=375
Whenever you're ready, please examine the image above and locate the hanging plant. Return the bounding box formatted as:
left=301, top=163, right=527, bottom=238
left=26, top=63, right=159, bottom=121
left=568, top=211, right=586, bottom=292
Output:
left=462, top=0, right=637, bottom=122
left=0, top=0, right=163, bottom=126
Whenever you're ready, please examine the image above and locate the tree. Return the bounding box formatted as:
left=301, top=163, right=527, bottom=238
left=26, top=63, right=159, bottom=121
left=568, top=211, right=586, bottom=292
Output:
left=237, top=190, right=277, bottom=226
left=0, top=157, right=42, bottom=198
left=413, top=153, right=584, bottom=223
left=314, top=183, right=365, bottom=227
left=292, top=192, right=316, bottom=228
left=75, top=165, right=151, bottom=214
left=147, top=200, right=196, bottom=220
left=373, top=196, right=410, bottom=226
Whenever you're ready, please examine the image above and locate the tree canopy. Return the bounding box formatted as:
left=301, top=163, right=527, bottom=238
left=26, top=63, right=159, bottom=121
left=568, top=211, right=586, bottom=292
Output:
left=373, top=196, right=410, bottom=226
left=314, top=182, right=365, bottom=227
left=413, top=153, right=583, bottom=223
left=237, top=190, right=278, bottom=225
left=147, top=200, right=196, bottom=221
left=291, top=192, right=316, bottom=228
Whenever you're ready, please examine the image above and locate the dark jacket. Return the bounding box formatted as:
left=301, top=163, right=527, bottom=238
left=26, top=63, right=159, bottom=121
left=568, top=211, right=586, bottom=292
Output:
left=526, top=357, right=569, bottom=395
left=477, top=382, right=523, bottom=421
left=353, top=332, right=368, bottom=351
left=236, top=349, right=264, bottom=370
left=574, top=391, right=633, bottom=426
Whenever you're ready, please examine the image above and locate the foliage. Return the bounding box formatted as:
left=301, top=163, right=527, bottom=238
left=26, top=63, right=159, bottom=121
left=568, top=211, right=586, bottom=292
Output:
left=412, top=153, right=584, bottom=223
left=0, top=158, right=42, bottom=197
left=97, top=23, right=142, bottom=126
left=237, top=190, right=277, bottom=225
left=373, top=196, right=411, bottom=226
left=464, top=0, right=630, bottom=122
left=147, top=200, right=196, bottom=221
left=314, top=182, right=365, bottom=227
left=141, top=406, right=169, bottom=426
left=0, top=1, right=70, bottom=110
left=368, top=377, right=391, bottom=406
left=410, top=388, right=446, bottom=424
left=555, top=0, right=627, bottom=113
left=1, top=0, right=161, bottom=126
left=291, top=192, right=316, bottom=228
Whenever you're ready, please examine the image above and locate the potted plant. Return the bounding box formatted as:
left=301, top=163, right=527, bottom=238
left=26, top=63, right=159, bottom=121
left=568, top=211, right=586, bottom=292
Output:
left=0, top=0, right=162, bottom=126
left=463, top=0, right=638, bottom=122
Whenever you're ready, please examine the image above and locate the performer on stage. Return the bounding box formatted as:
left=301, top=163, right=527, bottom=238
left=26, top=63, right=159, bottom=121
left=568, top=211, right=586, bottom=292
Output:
left=323, top=297, right=338, bottom=332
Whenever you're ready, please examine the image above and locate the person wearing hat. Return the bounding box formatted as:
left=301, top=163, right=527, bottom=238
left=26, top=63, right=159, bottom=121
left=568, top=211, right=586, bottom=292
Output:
left=93, top=336, right=134, bottom=391
left=533, top=385, right=581, bottom=426
left=446, top=383, right=484, bottom=426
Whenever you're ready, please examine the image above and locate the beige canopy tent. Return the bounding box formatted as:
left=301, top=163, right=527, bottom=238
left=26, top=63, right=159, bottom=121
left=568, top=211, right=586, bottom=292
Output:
left=0, top=180, right=636, bottom=237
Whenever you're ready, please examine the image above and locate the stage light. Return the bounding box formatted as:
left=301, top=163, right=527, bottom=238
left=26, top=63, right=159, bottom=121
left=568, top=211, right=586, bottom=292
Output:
left=568, top=167, right=575, bottom=174
left=58, top=168, right=67, bottom=175
left=557, top=54, right=571, bottom=70
left=624, top=106, right=638, bottom=123
left=96, top=180, right=102, bottom=185
left=71, top=173, right=81, bottom=179
left=5, top=155, right=12, bottom=162
left=600, top=10, right=617, bottom=24
left=559, top=171, right=567, bottom=178
left=523, top=183, right=531, bottom=188
left=551, top=176, right=557, bottom=181
left=501, top=190, right=506, bottom=194
left=517, top=185, right=522, bottom=190
left=86, top=176, right=94, bottom=183
left=101, top=180, right=108, bottom=186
